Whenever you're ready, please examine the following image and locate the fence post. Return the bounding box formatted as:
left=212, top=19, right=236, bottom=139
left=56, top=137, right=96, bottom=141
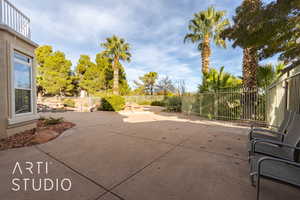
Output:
left=214, top=93, right=218, bottom=120
left=0, top=0, right=3, bottom=24
left=199, top=95, right=202, bottom=116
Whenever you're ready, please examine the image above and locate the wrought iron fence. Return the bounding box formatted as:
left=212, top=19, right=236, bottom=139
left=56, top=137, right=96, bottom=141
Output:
left=37, top=97, right=102, bottom=112
left=182, top=87, right=266, bottom=122
left=124, top=95, right=165, bottom=104
left=0, top=0, right=31, bottom=38
left=37, top=96, right=166, bottom=112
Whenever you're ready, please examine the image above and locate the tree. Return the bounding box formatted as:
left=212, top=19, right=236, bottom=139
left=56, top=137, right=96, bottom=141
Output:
left=75, top=55, right=105, bottom=95
left=35, top=45, right=53, bottom=96
left=79, top=64, right=105, bottom=95
left=240, top=0, right=261, bottom=89
left=76, top=55, right=96, bottom=90
left=95, top=52, right=131, bottom=95
left=101, top=35, right=131, bottom=95
left=200, top=66, right=242, bottom=92
left=156, top=76, right=176, bottom=96
left=257, top=63, right=284, bottom=89
left=76, top=55, right=93, bottom=77
left=221, top=0, right=262, bottom=120
left=224, top=0, right=299, bottom=71
left=68, top=72, right=80, bottom=96
left=35, top=46, right=73, bottom=96
left=255, top=0, right=300, bottom=71
left=95, top=52, right=113, bottom=90
left=134, top=72, right=158, bottom=95
left=175, top=80, right=187, bottom=96
left=221, top=0, right=298, bottom=88
left=184, top=6, right=229, bottom=75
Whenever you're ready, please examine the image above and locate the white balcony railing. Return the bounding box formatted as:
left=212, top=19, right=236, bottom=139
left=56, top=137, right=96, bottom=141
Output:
left=0, top=0, right=31, bottom=38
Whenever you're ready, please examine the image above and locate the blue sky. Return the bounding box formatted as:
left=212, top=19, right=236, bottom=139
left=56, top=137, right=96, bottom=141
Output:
left=12, top=0, right=278, bottom=92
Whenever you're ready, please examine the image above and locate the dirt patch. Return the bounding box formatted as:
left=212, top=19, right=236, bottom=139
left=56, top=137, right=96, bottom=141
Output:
left=0, top=120, right=75, bottom=151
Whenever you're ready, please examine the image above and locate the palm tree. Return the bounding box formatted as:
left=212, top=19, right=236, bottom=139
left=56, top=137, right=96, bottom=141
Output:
left=184, top=6, right=229, bottom=75
left=223, top=0, right=262, bottom=89
left=257, top=63, right=284, bottom=89
left=242, top=48, right=258, bottom=89
left=221, top=0, right=262, bottom=119
left=201, top=66, right=242, bottom=92
left=242, top=0, right=262, bottom=89
left=101, top=35, right=131, bottom=95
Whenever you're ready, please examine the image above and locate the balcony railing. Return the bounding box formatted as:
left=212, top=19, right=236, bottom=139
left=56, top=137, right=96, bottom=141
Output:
left=0, top=0, right=31, bottom=38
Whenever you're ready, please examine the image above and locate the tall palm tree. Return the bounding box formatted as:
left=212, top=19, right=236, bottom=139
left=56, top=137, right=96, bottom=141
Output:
left=101, top=35, right=131, bottom=95
left=222, top=0, right=262, bottom=89
left=184, top=6, right=229, bottom=75
left=240, top=0, right=262, bottom=89
left=242, top=48, right=258, bottom=89
left=221, top=0, right=262, bottom=119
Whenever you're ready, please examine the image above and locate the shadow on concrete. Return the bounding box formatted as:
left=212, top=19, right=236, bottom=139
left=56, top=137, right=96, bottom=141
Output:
left=0, top=110, right=299, bottom=200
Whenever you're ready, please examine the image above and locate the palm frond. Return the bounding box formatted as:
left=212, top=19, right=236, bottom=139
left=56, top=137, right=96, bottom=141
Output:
left=184, top=6, right=230, bottom=49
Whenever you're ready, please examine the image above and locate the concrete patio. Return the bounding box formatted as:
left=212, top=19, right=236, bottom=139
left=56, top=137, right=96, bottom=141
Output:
left=0, top=108, right=299, bottom=200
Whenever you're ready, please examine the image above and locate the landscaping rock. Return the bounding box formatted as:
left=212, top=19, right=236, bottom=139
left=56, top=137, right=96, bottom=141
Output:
left=30, top=130, right=59, bottom=144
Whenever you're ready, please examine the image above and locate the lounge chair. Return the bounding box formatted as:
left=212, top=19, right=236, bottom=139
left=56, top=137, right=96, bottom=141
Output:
left=249, top=144, right=300, bottom=200
left=249, top=110, right=294, bottom=141
left=248, top=113, right=299, bottom=158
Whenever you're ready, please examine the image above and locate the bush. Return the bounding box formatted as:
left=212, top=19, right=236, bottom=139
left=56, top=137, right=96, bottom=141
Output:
left=63, top=99, right=75, bottom=108
left=137, top=100, right=151, bottom=105
left=99, top=95, right=125, bottom=111
left=164, top=96, right=182, bottom=112
left=150, top=100, right=165, bottom=106
left=42, top=117, right=64, bottom=125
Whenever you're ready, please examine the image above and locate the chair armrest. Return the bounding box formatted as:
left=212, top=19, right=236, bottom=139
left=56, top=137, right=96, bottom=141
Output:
left=255, top=156, right=300, bottom=200
left=252, top=139, right=300, bottom=153
left=250, top=122, right=279, bottom=129
left=267, top=124, right=280, bottom=128
left=252, top=129, right=283, bottom=135
left=257, top=156, right=300, bottom=169
left=249, top=129, right=284, bottom=141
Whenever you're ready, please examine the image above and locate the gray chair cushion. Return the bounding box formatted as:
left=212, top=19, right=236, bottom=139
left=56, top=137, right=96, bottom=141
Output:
left=284, top=114, right=300, bottom=146
left=247, top=134, right=281, bottom=152
left=250, top=155, right=300, bottom=187
left=248, top=111, right=293, bottom=141
left=251, top=131, right=282, bottom=140
left=254, top=142, right=292, bottom=160
left=277, top=110, right=293, bottom=133
left=249, top=114, right=300, bottom=161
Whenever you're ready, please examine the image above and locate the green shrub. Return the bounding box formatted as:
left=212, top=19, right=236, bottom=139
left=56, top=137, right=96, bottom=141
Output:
left=99, top=95, right=125, bottom=111
left=137, top=100, right=151, bottom=105
left=63, top=99, right=75, bottom=108
left=150, top=100, right=165, bottom=106
left=164, top=96, right=182, bottom=112
left=43, top=117, right=64, bottom=125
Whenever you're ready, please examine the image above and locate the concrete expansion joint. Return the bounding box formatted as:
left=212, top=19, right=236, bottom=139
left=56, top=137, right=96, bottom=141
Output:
left=34, top=146, right=126, bottom=200
left=104, top=139, right=184, bottom=193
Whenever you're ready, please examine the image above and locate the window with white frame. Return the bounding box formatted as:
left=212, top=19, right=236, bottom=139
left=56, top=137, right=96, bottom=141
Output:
left=13, top=52, right=33, bottom=115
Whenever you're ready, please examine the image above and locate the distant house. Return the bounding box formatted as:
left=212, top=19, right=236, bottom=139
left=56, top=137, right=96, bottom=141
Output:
left=0, top=0, right=38, bottom=138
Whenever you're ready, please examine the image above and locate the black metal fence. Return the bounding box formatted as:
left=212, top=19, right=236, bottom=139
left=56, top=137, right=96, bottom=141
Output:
left=182, top=87, right=266, bottom=123
left=182, top=66, right=300, bottom=125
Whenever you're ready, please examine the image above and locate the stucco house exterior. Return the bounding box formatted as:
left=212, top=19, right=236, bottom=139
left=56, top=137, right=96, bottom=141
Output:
left=0, top=0, right=38, bottom=138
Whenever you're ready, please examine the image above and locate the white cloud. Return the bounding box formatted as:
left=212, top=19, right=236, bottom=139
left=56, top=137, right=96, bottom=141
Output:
left=11, top=0, right=268, bottom=92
